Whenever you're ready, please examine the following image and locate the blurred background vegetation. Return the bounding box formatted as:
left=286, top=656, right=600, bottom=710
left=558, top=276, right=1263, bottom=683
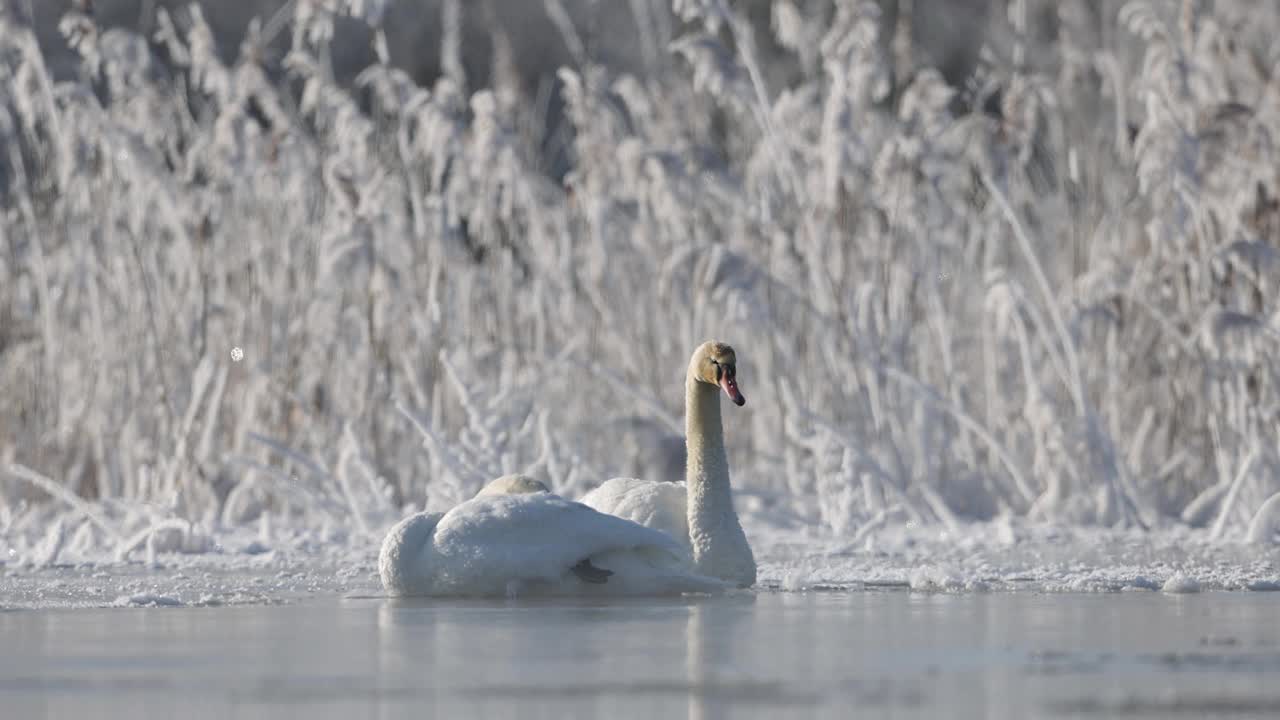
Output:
left=2, top=1, right=1279, bottom=554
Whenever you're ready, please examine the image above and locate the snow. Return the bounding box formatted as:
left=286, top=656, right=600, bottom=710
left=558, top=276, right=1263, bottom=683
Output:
left=112, top=593, right=183, bottom=607
left=751, top=521, right=1279, bottom=594
left=1162, top=573, right=1202, bottom=595
left=3, top=511, right=1279, bottom=609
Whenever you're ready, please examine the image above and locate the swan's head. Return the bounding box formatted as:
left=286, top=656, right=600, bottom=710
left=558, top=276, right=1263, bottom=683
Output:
left=690, top=341, right=745, bottom=407
left=475, top=474, right=551, bottom=498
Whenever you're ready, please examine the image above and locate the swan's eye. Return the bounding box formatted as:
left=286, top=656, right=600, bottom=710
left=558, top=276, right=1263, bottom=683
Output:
left=724, top=365, right=735, bottom=379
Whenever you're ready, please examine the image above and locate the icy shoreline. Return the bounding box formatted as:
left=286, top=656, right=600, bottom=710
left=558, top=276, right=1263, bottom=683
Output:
left=5, top=520, right=1279, bottom=610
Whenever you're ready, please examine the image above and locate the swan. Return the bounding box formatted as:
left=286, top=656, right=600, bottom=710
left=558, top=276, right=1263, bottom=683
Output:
left=580, top=341, right=756, bottom=587
left=378, top=478, right=729, bottom=597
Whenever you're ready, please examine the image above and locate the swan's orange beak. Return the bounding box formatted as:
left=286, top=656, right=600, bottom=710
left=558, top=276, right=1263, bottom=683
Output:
left=720, top=376, right=745, bottom=406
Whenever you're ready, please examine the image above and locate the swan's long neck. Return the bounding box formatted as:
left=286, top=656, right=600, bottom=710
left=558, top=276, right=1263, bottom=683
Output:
left=685, top=374, right=755, bottom=586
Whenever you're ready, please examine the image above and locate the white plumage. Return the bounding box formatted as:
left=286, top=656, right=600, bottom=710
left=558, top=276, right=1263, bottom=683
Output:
left=378, top=492, right=727, bottom=597
left=580, top=478, right=690, bottom=551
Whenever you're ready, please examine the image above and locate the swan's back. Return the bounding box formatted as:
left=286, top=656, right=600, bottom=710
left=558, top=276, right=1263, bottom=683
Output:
left=580, top=478, right=690, bottom=551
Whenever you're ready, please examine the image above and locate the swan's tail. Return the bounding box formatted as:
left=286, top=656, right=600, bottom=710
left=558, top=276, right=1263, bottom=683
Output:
left=379, top=511, right=444, bottom=596
left=585, top=547, right=732, bottom=595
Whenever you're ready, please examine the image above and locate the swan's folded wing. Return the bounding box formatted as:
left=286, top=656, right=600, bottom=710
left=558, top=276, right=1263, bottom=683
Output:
left=580, top=478, right=690, bottom=550
left=431, top=494, right=687, bottom=588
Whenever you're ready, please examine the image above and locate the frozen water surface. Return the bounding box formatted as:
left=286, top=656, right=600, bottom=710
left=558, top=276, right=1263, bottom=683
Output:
left=6, top=590, right=1280, bottom=719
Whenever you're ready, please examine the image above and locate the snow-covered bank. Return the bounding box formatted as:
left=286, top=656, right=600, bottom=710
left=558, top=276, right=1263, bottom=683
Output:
left=754, top=521, right=1280, bottom=594
left=1, top=526, right=377, bottom=610
left=5, top=512, right=1280, bottom=609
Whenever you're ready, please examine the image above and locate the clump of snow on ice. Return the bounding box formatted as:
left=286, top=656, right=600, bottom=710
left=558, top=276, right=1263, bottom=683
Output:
left=112, top=593, right=184, bottom=607
left=1161, top=573, right=1202, bottom=594
left=908, top=566, right=965, bottom=592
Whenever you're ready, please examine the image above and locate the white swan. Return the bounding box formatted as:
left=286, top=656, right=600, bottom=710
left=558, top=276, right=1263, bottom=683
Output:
left=581, top=341, right=756, bottom=587
left=378, top=478, right=728, bottom=597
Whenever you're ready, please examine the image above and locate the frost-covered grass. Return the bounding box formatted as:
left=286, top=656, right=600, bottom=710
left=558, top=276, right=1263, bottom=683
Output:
left=1, top=0, right=1279, bottom=566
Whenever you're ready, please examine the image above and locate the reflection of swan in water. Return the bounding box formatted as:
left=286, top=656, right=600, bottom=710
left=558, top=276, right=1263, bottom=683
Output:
left=377, top=482, right=728, bottom=597
left=582, top=342, right=756, bottom=588
left=373, top=592, right=769, bottom=715
left=687, top=601, right=717, bottom=720
left=686, top=596, right=759, bottom=720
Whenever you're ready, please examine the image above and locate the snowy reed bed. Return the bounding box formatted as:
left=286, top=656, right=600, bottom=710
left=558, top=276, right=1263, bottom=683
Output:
left=1, top=0, right=1278, bottom=564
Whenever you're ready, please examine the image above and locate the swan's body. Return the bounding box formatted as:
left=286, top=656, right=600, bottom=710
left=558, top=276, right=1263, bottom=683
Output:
left=581, top=342, right=756, bottom=587
left=581, top=478, right=690, bottom=550
left=378, top=492, right=727, bottom=597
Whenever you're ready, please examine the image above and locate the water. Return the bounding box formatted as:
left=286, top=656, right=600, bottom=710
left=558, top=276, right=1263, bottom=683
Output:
left=5, top=591, right=1280, bottom=719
